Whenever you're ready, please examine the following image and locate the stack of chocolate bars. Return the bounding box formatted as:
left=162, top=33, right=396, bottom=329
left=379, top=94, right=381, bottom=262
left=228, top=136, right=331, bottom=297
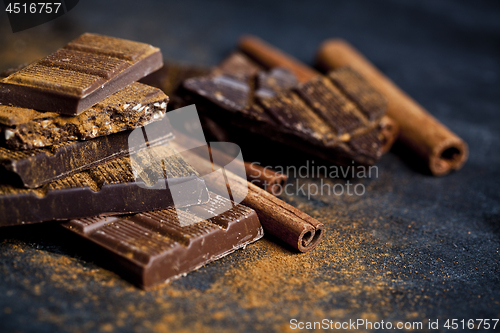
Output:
left=0, top=33, right=263, bottom=289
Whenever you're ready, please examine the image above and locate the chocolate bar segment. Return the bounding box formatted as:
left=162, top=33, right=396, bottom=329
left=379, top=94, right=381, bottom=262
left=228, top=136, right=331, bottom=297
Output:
left=328, top=67, right=387, bottom=121
left=188, top=75, right=251, bottom=112
left=0, top=145, right=209, bottom=227
left=62, top=192, right=263, bottom=289
left=0, top=82, right=168, bottom=150
left=214, top=51, right=261, bottom=80
left=0, top=33, right=162, bottom=115
left=255, top=68, right=298, bottom=99
left=294, top=76, right=364, bottom=135
left=183, top=52, right=387, bottom=165
left=0, top=118, right=174, bottom=188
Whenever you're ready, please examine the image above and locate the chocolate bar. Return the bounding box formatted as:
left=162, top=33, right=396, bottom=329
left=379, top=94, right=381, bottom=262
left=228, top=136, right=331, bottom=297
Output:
left=62, top=192, right=263, bottom=289
left=0, top=118, right=174, bottom=188
left=183, top=52, right=387, bottom=166
left=0, top=82, right=168, bottom=150
left=0, top=145, right=209, bottom=227
left=0, top=33, right=162, bottom=115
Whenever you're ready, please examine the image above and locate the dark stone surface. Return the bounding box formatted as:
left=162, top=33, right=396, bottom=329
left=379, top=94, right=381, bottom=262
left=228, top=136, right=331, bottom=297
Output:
left=0, top=0, right=499, bottom=332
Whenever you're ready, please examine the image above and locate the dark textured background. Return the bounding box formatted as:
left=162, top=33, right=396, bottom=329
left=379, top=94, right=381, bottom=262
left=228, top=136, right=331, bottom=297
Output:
left=0, top=0, right=499, bottom=332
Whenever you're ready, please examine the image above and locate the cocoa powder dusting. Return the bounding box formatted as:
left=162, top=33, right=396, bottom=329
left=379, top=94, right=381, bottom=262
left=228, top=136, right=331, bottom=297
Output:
left=0, top=190, right=428, bottom=333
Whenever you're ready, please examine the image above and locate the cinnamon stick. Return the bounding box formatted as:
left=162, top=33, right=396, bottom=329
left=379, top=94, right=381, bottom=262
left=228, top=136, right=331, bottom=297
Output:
left=315, top=39, right=468, bottom=176
left=239, top=35, right=319, bottom=83
left=173, top=130, right=288, bottom=194
left=170, top=140, right=324, bottom=253
left=238, top=35, right=399, bottom=153
left=244, top=162, right=288, bottom=195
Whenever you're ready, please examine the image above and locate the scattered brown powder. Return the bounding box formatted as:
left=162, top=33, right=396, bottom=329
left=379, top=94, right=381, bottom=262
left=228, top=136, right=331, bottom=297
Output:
left=2, top=202, right=426, bottom=332
left=99, top=323, right=114, bottom=332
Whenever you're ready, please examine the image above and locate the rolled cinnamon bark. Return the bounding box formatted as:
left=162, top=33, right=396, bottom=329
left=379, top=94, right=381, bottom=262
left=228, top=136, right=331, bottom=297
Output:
left=173, top=130, right=288, bottom=194
left=238, top=35, right=399, bottom=154
left=239, top=35, right=319, bottom=83
left=244, top=162, right=288, bottom=195
left=315, top=39, right=468, bottom=176
left=170, top=140, right=324, bottom=253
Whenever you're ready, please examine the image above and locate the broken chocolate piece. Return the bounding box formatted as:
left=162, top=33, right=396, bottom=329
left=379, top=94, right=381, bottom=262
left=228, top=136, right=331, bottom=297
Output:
left=0, top=33, right=163, bottom=115
left=255, top=67, right=298, bottom=99
left=328, top=67, right=386, bottom=121
left=294, top=76, right=363, bottom=135
left=0, top=145, right=209, bottom=227
left=0, top=118, right=174, bottom=188
left=0, top=82, right=168, bottom=150
left=188, top=75, right=251, bottom=112
left=62, top=192, right=263, bottom=289
left=183, top=52, right=387, bottom=165
left=214, top=51, right=261, bottom=80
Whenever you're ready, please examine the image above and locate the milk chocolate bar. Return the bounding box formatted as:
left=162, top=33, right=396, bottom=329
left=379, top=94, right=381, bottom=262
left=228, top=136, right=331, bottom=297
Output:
left=0, top=33, right=162, bottom=115
left=0, top=82, right=168, bottom=150
left=184, top=52, right=387, bottom=166
left=62, top=192, right=263, bottom=289
left=0, top=145, right=209, bottom=227
left=0, top=118, right=174, bottom=188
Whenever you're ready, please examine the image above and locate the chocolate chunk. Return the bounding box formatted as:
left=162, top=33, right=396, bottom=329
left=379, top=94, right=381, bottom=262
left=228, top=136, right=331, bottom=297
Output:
left=328, top=67, right=387, bottom=121
left=183, top=52, right=386, bottom=166
left=0, top=145, right=209, bottom=227
left=255, top=67, right=298, bottom=99
left=294, top=76, right=363, bottom=135
left=0, top=118, right=174, bottom=188
left=0, top=33, right=163, bottom=115
left=259, top=89, right=329, bottom=141
left=62, top=192, right=263, bottom=289
left=185, top=75, right=251, bottom=112
left=214, top=52, right=261, bottom=80
left=0, top=82, right=168, bottom=150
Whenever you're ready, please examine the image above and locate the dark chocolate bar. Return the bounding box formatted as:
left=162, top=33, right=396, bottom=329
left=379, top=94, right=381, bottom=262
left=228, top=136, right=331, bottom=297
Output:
left=213, top=51, right=261, bottom=80
left=327, top=67, right=387, bottom=122
left=254, top=67, right=298, bottom=99
left=183, top=52, right=387, bottom=166
left=0, top=33, right=163, bottom=115
left=0, top=118, right=174, bottom=188
left=62, top=192, right=263, bottom=289
left=0, top=145, right=209, bottom=227
left=0, top=82, right=168, bottom=150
